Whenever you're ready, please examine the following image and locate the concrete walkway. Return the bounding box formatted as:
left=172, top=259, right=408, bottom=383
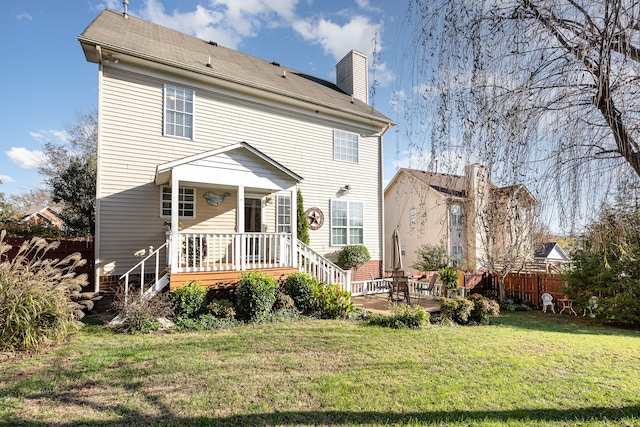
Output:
left=351, top=293, right=441, bottom=315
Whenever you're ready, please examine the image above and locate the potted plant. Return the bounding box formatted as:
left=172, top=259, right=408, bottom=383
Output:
left=439, top=266, right=459, bottom=290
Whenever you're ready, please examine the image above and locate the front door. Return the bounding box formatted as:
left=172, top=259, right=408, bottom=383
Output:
left=245, top=198, right=262, bottom=260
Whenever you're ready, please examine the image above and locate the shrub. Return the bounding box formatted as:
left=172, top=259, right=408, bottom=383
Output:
left=310, top=282, right=354, bottom=319
left=170, top=281, right=208, bottom=319
left=367, top=303, right=430, bottom=329
left=0, top=232, right=91, bottom=351
left=412, top=243, right=448, bottom=272
left=273, top=291, right=295, bottom=311
left=111, top=288, right=174, bottom=334
left=236, top=272, right=278, bottom=322
left=283, top=272, right=314, bottom=313
left=500, top=296, right=532, bottom=311
left=440, top=296, right=473, bottom=325
left=207, top=299, right=236, bottom=319
left=468, top=294, right=500, bottom=324
left=336, top=245, right=370, bottom=271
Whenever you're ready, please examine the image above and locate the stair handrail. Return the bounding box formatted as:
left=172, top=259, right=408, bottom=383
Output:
left=295, top=240, right=351, bottom=291
left=119, top=242, right=168, bottom=307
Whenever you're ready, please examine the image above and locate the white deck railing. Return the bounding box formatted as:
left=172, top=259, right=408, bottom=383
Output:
left=175, top=232, right=291, bottom=272
left=169, top=232, right=352, bottom=290
left=119, top=242, right=169, bottom=306
left=295, top=240, right=350, bottom=290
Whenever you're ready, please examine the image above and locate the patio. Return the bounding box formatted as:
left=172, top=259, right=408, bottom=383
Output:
left=352, top=293, right=441, bottom=315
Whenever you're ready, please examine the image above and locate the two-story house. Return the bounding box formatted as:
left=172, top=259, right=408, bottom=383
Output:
left=384, top=164, right=537, bottom=273
left=78, top=8, right=394, bottom=295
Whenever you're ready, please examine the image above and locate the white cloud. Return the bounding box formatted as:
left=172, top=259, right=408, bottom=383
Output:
left=94, top=0, right=121, bottom=10
left=371, top=61, right=394, bottom=87
left=356, top=0, right=382, bottom=13
left=136, top=0, right=298, bottom=49
left=0, top=175, right=14, bottom=183
left=6, top=148, right=46, bottom=170
left=293, top=15, right=381, bottom=62
left=16, top=13, right=32, bottom=21
left=29, top=129, right=68, bottom=144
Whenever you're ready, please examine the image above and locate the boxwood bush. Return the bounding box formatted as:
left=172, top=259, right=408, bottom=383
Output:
left=170, top=281, right=208, bottom=319
left=310, top=282, right=354, bottom=319
left=367, top=303, right=430, bottom=329
left=236, top=272, right=278, bottom=322
left=283, top=272, right=315, bottom=314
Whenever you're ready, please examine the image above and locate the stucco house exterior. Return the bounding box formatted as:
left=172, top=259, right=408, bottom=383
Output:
left=384, top=164, right=537, bottom=273
left=78, top=8, right=394, bottom=295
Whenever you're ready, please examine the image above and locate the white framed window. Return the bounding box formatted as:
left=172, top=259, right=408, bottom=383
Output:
left=333, top=130, right=358, bottom=163
left=161, top=186, right=196, bottom=218
left=331, top=200, right=363, bottom=245
left=451, top=245, right=463, bottom=267
left=164, top=85, right=194, bottom=139
left=276, top=195, right=292, bottom=233
left=449, top=204, right=464, bottom=226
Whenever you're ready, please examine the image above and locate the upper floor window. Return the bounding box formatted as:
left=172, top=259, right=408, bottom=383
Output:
left=276, top=195, right=292, bottom=233
left=410, top=207, right=417, bottom=230
left=333, top=130, right=358, bottom=163
left=451, top=245, right=463, bottom=267
left=331, top=200, right=363, bottom=245
left=164, top=85, right=194, bottom=139
left=161, top=186, right=196, bottom=218
left=449, top=204, right=464, bottom=226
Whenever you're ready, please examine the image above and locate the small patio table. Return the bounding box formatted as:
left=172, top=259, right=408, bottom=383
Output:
left=558, top=298, right=577, bottom=316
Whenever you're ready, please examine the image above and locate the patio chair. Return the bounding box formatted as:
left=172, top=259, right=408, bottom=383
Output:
left=415, top=274, right=438, bottom=301
left=583, top=296, right=598, bottom=317
left=541, top=293, right=555, bottom=313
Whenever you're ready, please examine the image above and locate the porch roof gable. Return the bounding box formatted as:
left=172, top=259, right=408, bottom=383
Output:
left=155, top=142, right=303, bottom=190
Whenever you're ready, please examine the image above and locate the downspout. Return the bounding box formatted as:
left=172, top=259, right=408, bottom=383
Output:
left=94, top=45, right=103, bottom=294
left=378, top=122, right=392, bottom=278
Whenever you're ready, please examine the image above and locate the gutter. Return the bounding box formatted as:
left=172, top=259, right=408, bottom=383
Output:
left=78, top=37, right=396, bottom=129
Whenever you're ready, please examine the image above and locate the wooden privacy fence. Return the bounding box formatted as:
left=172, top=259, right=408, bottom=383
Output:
left=2, top=237, right=95, bottom=288
left=502, top=272, right=568, bottom=308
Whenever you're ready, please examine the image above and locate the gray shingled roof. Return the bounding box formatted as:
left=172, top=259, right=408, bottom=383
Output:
left=78, top=9, right=393, bottom=126
left=402, top=168, right=468, bottom=197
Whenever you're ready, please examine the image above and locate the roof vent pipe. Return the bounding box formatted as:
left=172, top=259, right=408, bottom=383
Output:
left=123, top=0, right=129, bottom=18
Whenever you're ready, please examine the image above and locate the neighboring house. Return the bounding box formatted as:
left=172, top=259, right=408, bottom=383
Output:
left=79, top=9, right=394, bottom=294
left=384, top=164, right=537, bottom=273
left=534, top=242, right=571, bottom=272
left=19, top=206, right=65, bottom=230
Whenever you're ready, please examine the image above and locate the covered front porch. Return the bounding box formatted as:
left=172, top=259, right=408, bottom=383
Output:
left=118, top=142, right=351, bottom=297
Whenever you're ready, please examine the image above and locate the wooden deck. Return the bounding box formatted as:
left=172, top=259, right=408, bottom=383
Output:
left=351, top=293, right=441, bottom=315
left=169, top=267, right=298, bottom=291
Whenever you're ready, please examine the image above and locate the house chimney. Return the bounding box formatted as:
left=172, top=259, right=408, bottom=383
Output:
left=336, top=50, right=368, bottom=104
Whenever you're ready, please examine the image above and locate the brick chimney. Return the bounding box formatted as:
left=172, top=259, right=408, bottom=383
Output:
left=336, top=50, right=368, bottom=104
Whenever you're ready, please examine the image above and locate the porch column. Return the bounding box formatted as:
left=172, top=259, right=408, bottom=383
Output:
left=170, top=173, right=180, bottom=273
left=235, top=185, right=245, bottom=270
left=289, top=185, right=297, bottom=268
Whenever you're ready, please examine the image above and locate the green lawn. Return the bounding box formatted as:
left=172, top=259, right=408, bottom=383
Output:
left=1, top=311, right=639, bottom=426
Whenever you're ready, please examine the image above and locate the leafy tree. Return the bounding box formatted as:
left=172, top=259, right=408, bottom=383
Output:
left=50, top=157, right=96, bottom=236
left=566, top=185, right=640, bottom=325
left=297, top=189, right=309, bottom=244
left=0, top=182, right=14, bottom=224
left=403, top=0, right=640, bottom=230
left=412, top=242, right=448, bottom=272
left=39, top=112, right=97, bottom=237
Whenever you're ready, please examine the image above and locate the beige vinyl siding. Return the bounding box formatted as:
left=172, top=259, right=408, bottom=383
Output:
left=384, top=173, right=448, bottom=272
left=97, top=66, right=382, bottom=276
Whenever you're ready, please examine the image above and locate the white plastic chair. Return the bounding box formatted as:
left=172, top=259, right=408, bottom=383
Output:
left=541, top=293, right=555, bottom=313
left=583, top=296, right=598, bottom=317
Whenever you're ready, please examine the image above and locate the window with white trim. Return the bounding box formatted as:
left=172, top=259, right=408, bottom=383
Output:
left=333, top=130, right=358, bottom=163
left=161, top=186, right=196, bottom=218
left=164, top=85, right=194, bottom=139
left=451, top=245, right=463, bottom=267
left=276, top=195, right=292, bottom=233
left=331, top=200, right=363, bottom=245
left=450, top=204, right=464, bottom=226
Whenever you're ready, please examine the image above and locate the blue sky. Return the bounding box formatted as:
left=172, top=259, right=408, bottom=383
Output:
left=0, top=0, right=419, bottom=198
